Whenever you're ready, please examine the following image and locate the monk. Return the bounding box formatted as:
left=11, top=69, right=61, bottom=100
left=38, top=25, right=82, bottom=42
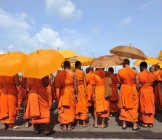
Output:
left=118, top=59, right=140, bottom=130
left=55, top=61, right=77, bottom=131
left=74, top=61, right=88, bottom=127
left=91, top=68, right=111, bottom=128
left=0, top=75, right=20, bottom=129
left=19, top=76, right=31, bottom=128
left=153, top=65, right=162, bottom=112
left=108, top=67, right=119, bottom=116
left=24, top=76, right=53, bottom=135
left=86, top=67, right=94, bottom=114
left=138, top=62, right=156, bottom=128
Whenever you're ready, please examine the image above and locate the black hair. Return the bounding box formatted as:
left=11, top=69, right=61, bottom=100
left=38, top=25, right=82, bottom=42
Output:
left=64, top=61, right=70, bottom=69
left=75, top=61, right=81, bottom=68
left=108, top=67, right=114, bottom=73
left=140, top=61, right=147, bottom=69
left=123, top=59, right=130, bottom=65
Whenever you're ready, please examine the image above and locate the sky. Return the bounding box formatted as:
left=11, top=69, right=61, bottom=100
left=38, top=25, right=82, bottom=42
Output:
left=0, top=0, right=162, bottom=63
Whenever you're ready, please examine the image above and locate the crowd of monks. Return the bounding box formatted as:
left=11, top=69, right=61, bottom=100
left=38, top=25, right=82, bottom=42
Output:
left=0, top=59, right=162, bottom=136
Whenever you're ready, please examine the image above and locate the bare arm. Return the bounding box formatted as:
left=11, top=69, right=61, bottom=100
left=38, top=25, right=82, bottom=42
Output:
left=135, top=72, right=140, bottom=92
left=74, top=73, right=78, bottom=95
left=55, top=88, right=60, bottom=106
left=92, top=85, right=95, bottom=100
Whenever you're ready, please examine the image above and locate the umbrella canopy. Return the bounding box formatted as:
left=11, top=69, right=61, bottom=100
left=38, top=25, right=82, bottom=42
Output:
left=77, top=56, right=94, bottom=66
left=90, top=55, right=123, bottom=68
left=157, top=50, right=162, bottom=61
left=21, top=49, right=64, bottom=79
left=0, top=51, right=26, bottom=76
left=134, top=57, right=160, bottom=66
left=58, top=50, right=78, bottom=59
left=67, top=56, right=94, bottom=66
left=110, top=45, right=147, bottom=60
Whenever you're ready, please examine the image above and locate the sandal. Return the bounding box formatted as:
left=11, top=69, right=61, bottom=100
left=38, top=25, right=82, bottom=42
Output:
left=101, top=124, right=108, bottom=129
left=60, top=125, right=67, bottom=131
left=14, top=125, right=21, bottom=129
left=132, top=126, right=141, bottom=130
left=2, top=123, right=8, bottom=129
left=148, top=124, right=153, bottom=128
left=141, top=123, right=148, bottom=128
left=44, top=130, right=54, bottom=136
left=92, top=123, right=98, bottom=128
left=67, top=125, right=75, bottom=131
left=34, top=129, right=41, bottom=134
left=122, top=126, right=127, bottom=130
left=82, top=124, right=89, bottom=128
left=24, top=122, right=30, bottom=128
left=33, top=125, right=41, bottom=134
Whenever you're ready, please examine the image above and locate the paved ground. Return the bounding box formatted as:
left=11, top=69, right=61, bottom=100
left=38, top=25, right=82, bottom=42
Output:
left=0, top=109, right=162, bottom=139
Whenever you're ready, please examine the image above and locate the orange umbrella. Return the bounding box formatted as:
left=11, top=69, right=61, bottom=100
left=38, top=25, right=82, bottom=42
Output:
left=77, top=56, right=94, bottom=66
left=0, top=51, right=26, bottom=76
left=67, top=56, right=94, bottom=66
left=21, top=49, right=64, bottom=79
left=134, top=57, right=160, bottom=66
left=157, top=50, right=162, bottom=61
left=90, top=55, right=123, bottom=68
left=58, top=50, right=78, bottom=59
left=110, top=45, right=147, bottom=60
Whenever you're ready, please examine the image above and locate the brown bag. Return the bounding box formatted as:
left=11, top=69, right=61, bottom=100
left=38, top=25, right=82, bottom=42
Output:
left=105, top=76, right=112, bottom=98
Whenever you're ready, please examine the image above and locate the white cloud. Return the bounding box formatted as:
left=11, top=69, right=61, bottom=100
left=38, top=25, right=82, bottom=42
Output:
left=138, top=0, right=155, bottom=11
left=0, top=9, right=65, bottom=53
left=120, top=16, right=132, bottom=26
left=31, top=27, right=64, bottom=49
left=45, top=0, right=82, bottom=20
left=0, top=9, right=91, bottom=57
left=0, top=9, right=31, bottom=31
left=0, top=50, right=4, bottom=54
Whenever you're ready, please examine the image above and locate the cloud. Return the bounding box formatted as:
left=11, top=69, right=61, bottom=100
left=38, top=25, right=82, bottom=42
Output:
left=31, top=27, right=64, bottom=49
left=0, top=9, right=90, bottom=56
left=45, top=0, right=82, bottom=20
left=120, top=16, right=132, bottom=26
left=0, top=9, right=65, bottom=53
left=138, top=0, right=155, bottom=11
left=0, top=50, right=4, bottom=54
left=0, top=9, right=31, bottom=32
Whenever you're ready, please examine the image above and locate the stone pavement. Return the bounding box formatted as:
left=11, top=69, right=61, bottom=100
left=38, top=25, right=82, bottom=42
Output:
left=0, top=109, right=162, bottom=139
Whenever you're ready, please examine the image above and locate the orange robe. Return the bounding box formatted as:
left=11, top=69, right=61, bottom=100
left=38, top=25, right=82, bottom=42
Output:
left=138, top=70, right=156, bottom=124
left=47, top=76, right=54, bottom=108
left=91, top=69, right=109, bottom=117
left=0, top=76, right=19, bottom=124
left=118, top=67, right=138, bottom=122
left=153, top=70, right=162, bottom=111
left=20, top=77, right=28, bottom=107
left=109, top=73, right=119, bottom=113
left=24, top=78, right=50, bottom=124
left=74, top=69, right=88, bottom=120
left=86, top=72, right=94, bottom=106
left=0, top=88, right=2, bottom=120
left=55, top=70, right=75, bottom=124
